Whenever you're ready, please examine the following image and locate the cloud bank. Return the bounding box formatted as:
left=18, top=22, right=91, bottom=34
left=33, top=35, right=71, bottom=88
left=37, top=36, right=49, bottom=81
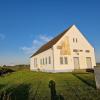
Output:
left=21, top=35, right=52, bottom=55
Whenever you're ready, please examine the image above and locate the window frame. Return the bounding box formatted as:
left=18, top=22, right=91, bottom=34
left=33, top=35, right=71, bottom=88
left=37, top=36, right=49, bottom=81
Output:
left=43, top=58, right=44, bottom=65
left=60, top=57, right=63, bottom=64
left=49, top=56, right=51, bottom=64
left=34, top=58, right=37, bottom=67
left=85, top=50, right=90, bottom=53
left=64, top=57, right=68, bottom=64
left=73, top=38, right=75, bottom=42
left=45, top=57, right=47, bottom=64
left=76, top=38, right=77, bottom=43
left=73, top=49, right=78, bottom=52
left=40, top=59, right=42, bottom=65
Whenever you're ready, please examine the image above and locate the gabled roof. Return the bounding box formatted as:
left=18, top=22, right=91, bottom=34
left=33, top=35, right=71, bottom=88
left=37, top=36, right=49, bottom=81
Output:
left=31, top=25, right=73, bottom=57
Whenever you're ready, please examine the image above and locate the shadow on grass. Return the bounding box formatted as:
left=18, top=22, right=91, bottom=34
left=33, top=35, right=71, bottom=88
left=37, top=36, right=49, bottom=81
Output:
left=32, top=81, right=41, bottom=100
left=49, top=80, right=64, bottom=100
left=0, top=84, right=6, bottom=90
left=0, top=81, right=43, bottom=100
left=11, top=84, right=31, bottom=100
left=0, top=84, right=31, bottom=100
left=72, top=73, right=96, bottom=89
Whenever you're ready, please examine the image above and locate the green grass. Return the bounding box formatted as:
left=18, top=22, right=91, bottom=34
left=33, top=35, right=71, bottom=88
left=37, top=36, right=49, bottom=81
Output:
left=0, top=71, right=100, bottom=100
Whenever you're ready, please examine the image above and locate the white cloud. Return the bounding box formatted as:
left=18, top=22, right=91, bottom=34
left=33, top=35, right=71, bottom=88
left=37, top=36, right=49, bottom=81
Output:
left=21, top=46, right=33, bottom=54
left=39, top=35, right=52, bottom=42
left=0, top=33, right=5, bottom=40
left=32, top=39, right=41, bottom=45
left=21, top=35, right=52, bottom=55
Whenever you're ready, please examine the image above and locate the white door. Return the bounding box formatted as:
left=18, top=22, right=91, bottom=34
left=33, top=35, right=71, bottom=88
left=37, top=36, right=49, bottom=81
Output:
left=86, top=57, right=92, bottom=68
left=74, top=57, right=80, bottom=69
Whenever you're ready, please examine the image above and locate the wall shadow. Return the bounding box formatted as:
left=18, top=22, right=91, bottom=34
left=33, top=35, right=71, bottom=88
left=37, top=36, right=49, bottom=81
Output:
left=49, top=80, right=64, bottom=100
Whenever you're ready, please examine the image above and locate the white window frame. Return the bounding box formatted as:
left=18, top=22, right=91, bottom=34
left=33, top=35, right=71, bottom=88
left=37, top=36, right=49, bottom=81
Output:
left=40, top=59, right=42, bottom=65
left=34, top=58, right=37, bottom=68
left=73, top=38, right=75, bottom=42
left=64, top=57, right=68, bottom=64
left=60, top=57, right=63, bottom=64
left=76, top=38, right=77, bottom=43
left=45, top=57, right=47, bottom=64
left=49, top=56, right=51, bottom=64
left=43, top=58, right=44, bottom=65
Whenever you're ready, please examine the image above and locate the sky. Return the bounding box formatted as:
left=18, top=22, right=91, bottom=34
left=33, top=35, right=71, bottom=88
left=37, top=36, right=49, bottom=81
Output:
left=0, top=0, right=100, bottom=65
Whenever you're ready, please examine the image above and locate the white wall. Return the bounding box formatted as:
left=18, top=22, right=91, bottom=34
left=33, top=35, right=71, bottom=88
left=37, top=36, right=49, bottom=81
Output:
left=30, top=48, right=54, bottom=72
left=68, top=25, right=96, bottom=69
left=53, top=25, right=96, bottom=71
left=53, top=45, right=74, bottom=72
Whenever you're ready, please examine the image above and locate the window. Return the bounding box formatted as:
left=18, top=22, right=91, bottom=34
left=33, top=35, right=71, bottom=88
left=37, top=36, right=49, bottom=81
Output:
left=64, top=57, right=68, bottom=64
left=85, top=50, right=90, bottom=53
left=49, top=56, right=51, bottom=64
left=73, top=38, right=75, bottom=42
left=73, top=38, right=78, bottom=43
left=43, top=58, right=44, bottom=65
left=76, top=38, right=77, bottom=42
left=34, top=58, right=35, bottom=67
left=45, top=57, right=47, bottom=64
left=40, top=59, right=42, bottom=65
left=73, top=49, right=78, bottom=52
left=34, top=58, right=37, bottom=67
left=80, top=50, right=83, bottom=52
left=60, top=57, right=63, bottom=64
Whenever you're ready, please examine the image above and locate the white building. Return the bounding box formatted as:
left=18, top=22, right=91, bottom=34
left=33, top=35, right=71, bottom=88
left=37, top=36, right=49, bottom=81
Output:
left=30, top=25, right=96, bottom=72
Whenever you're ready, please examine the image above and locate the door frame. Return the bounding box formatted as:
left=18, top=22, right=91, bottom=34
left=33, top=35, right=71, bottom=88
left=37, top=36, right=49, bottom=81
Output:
left=86, top=57, right=92, bottom=69
left=73, top=57, right=80, bottom=69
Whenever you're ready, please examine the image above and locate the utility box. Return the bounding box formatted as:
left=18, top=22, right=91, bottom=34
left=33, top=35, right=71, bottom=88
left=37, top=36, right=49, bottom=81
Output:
left=94, top=67, right=100, bottom=89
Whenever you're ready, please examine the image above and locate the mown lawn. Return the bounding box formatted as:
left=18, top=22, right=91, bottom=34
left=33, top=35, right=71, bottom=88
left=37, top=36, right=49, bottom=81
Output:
left=0, top=71, right=100, bottom=100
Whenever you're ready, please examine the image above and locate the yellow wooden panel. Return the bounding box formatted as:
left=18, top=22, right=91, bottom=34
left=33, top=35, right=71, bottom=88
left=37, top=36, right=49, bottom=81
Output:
left=60, top=36, right=71, bottom=55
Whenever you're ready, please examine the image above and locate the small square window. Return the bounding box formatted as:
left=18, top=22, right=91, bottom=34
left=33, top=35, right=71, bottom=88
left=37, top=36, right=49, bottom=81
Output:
left=85, top=50, right=90, bottom=53
left=80, top=50, right=83, bottom=52
left=73, top=49, right=78, bottom=52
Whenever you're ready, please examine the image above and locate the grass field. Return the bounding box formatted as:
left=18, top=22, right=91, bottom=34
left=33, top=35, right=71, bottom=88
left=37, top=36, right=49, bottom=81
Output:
left=0, top=71, right=100, bottom=100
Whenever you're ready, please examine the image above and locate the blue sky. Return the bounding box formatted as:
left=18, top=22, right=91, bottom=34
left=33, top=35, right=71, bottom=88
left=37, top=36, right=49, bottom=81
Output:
left=0, top=0, right=100, bottom=65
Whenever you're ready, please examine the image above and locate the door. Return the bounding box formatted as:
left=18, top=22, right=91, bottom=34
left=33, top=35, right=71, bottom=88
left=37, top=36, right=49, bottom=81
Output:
left=74, top=57, right=80, bottom=69
left=86, top=57, right=92, bottom=68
